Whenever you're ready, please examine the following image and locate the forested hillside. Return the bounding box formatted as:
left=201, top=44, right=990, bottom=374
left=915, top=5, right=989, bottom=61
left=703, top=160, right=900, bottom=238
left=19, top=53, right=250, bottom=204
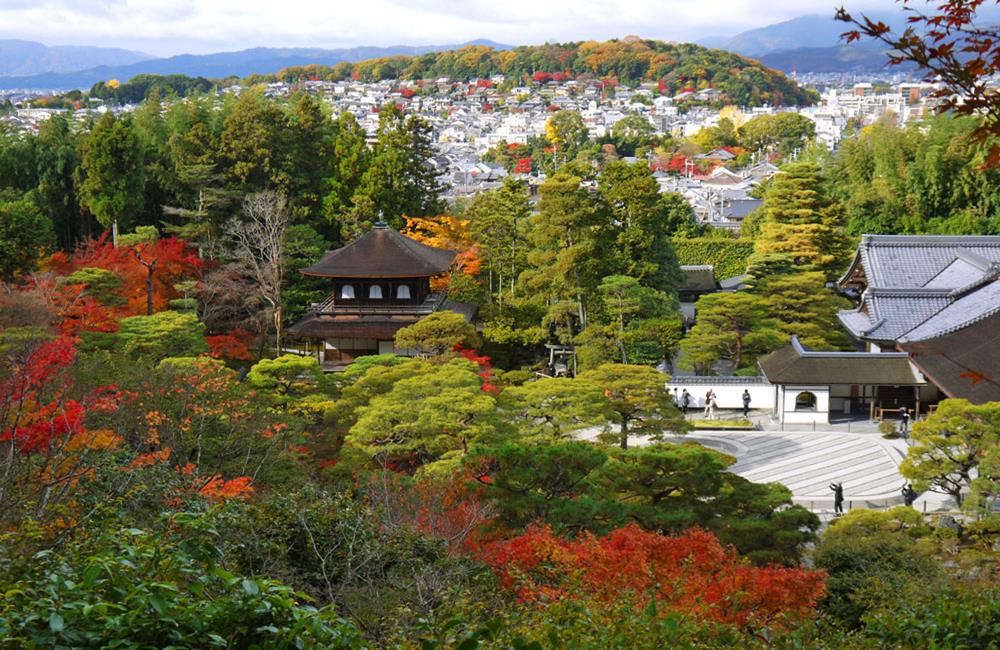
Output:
left=261, top=39, right=816, bottom=106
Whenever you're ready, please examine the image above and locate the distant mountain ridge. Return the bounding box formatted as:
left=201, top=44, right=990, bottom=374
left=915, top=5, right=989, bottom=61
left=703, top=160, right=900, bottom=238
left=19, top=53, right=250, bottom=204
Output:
left=700, top=14, right=906, bottom=57
left=759, top=44, right=917, bottom=74
left=0, top=40, right=512, bottom=91
left=706, top=9, right=1000, bottom=73
left=0, top=39, right=154, bottom=77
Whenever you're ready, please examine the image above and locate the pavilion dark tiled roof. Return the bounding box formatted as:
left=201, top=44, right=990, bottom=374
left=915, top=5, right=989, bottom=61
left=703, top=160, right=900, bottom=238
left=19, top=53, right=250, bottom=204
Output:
left=301, top=224, right=457, bottom=278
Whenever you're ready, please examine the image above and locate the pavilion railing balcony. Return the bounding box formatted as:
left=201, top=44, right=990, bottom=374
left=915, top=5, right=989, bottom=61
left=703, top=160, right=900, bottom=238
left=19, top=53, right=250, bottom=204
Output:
left=307, top=292, right=445, bottom=316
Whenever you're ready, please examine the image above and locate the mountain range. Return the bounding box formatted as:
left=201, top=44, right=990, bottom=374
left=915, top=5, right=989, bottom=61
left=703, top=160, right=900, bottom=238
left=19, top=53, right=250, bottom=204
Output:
left=0, top=40, right=511, bottom=91
left=5, top=9, right=1000, bottom=90
left=704, top=10, right=1000, bottom=74
left=0, top=39, right=152, bottom=77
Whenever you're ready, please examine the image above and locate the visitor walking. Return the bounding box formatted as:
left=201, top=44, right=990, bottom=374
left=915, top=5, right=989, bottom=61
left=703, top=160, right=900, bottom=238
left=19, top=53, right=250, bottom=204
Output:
left=830, top=482, right=845, bottom=514
left=900, top=408, right=911, bottom=438
left=742, top=389, right=752, bottom=419
left=707, top=395, right=718, bottom=420
left=704, top=389, right=716, bottom=418
left=680, top=389, right=690, bottom=416
left=902, top=483, right=918, bottom=507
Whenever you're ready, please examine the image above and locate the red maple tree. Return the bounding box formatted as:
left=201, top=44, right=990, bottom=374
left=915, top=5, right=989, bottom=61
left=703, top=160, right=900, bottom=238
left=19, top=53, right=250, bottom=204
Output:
left=476, top=524, right=826, bottom=630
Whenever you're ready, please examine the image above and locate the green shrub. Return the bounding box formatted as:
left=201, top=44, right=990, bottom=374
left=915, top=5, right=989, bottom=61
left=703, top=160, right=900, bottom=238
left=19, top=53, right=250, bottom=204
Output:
left=878, top=420, right=898, bottom=437
left=117, top=310, right=208, bottom=359
left=0, top=512, right=363, bottom=649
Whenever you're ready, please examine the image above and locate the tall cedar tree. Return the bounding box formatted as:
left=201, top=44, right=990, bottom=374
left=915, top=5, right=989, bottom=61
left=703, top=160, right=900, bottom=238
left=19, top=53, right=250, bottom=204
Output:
left=348, top=104, right=443, bottom=236
left=76, top=112, right=144, bottom=245
left=596, top=160, right=684, bottom=295
left=519, top=172, right=603, bottom=334
left=34, top=116, right=84, bottom=249
left=465, top=177, right=531, bottom=304
left=747, top=162, right=847, bottom=280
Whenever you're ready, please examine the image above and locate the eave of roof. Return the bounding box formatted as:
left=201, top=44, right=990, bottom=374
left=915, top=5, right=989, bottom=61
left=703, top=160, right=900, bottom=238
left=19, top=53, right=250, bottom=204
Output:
left=300, top=225, right=457, bottom=278
left=758, top=336, right=923, bottom=386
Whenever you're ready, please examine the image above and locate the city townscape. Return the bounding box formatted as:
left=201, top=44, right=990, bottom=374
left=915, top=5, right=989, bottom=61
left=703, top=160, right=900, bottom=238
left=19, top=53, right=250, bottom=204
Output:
left=0, top=2, right=999, bottom=648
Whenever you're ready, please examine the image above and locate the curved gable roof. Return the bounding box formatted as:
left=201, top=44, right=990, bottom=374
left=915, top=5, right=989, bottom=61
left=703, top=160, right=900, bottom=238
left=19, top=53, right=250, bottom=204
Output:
left=301, top=225, right=457, bottom=278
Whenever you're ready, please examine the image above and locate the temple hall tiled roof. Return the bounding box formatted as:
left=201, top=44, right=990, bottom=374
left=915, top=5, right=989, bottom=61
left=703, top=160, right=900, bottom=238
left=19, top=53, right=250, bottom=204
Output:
left=837, top=234, right=1000, bottom=344
left=839, top=234, right=1000, bottom=289
left=901, top=279, right=1000, bottom=343
left=758, top=337, right=925, bottom=386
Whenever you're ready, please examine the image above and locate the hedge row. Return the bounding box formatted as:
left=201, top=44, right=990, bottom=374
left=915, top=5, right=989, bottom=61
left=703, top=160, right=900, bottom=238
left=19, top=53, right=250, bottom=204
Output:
left=672, top=237, right=754, bottom=279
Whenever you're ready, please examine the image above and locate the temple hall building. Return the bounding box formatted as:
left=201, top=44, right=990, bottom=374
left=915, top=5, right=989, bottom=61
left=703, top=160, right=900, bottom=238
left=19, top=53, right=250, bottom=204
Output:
left=837, top=234, right=1000, bottom=403
left=286, top=223, right=476, bottom=369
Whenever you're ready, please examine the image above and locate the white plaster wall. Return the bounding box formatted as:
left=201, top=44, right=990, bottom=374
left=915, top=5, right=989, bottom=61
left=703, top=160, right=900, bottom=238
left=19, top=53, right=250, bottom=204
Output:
left=780, top=385, right=829, bottom=424
left=666, top=381, right=776, bottom=410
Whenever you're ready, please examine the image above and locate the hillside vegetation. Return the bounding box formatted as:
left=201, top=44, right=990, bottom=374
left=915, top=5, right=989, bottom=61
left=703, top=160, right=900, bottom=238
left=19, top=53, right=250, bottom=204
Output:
left=257, top=39, right=817, bottom=106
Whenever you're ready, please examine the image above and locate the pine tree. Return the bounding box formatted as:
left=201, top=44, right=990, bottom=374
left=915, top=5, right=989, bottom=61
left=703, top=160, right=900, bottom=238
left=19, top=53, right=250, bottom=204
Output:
left=747, top=162, right=848, bottom=280
left=519, top=172, right=604, bottom=334
left=597, top=160, right=684, bottom=295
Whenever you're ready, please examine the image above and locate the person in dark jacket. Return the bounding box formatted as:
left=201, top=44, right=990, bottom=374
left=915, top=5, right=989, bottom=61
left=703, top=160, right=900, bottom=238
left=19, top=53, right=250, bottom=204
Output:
left=900, top=409, right=911, bottom=437
left=830, top=482, right=845, bottom=514
left=742, top=390, right=751, bottom=418
left=680, top=389, right=690, bottom=415
left=902, top=483, right=918, bottom=507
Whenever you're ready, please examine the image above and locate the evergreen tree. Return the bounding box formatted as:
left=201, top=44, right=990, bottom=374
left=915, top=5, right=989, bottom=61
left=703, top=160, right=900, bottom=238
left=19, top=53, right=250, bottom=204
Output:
left=76, top=112, right=145, bottom=245
left=217, top=90, right=287, bottom=191
left=163, top=121, right=234, bottom=256
left=759, top=271, right=854, bottom=351
left=321, top=111, right=369, bottom=242
left=747, top=163, right=847, bottom=281
left=34, top=115, right=84, bottom=249
left=576, top=363, right=687, bottom=449
left=282, top=93, right=334, bottom=225
left=679, top=292, right=781, bottom=374
left=519, top=172, right=604, bottom=336
left=597, top=160, right=683, bottom=295
left=465, top=177, right=530, bottom=304
left=348, top=104, right=443, bottom=235
left=0, top=191, right=54, bottom=281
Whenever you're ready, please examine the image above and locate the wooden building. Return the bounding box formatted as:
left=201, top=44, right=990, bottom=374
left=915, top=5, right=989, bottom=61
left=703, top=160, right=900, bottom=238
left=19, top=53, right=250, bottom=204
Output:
left=837, top=234, right=1000, bottom=403
left=286, top=223, right=476, bottom=369
left=758, top=337, right=929, bottom=424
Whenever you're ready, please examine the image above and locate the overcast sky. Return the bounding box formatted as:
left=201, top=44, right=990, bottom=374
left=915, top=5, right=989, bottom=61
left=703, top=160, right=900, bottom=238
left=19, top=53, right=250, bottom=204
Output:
left=0, top=0, right=900, bottom=57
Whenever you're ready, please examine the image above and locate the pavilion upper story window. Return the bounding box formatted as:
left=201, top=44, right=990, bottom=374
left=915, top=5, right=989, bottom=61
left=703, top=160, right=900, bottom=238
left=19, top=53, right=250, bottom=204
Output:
left=339, top=284, right=355, bottom=299
left=369, top=285, right=384, bottom=299
left=396, top=284, right=411, bottom=300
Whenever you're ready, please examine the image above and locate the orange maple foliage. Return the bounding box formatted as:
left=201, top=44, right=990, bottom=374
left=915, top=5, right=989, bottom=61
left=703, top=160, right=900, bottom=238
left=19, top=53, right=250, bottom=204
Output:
left=363, top=470, right=494, bottom=553
left=401, top=215, right=482, bottom=290
left=129, top=447, right=172, bottom=469
left=477, top=524, right=826, bottom=630
left=198, top=475, right=254, bottom=502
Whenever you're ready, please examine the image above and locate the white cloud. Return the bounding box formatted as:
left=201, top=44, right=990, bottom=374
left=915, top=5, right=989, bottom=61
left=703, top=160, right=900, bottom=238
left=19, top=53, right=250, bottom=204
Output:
left=0, top=0, right=902, bottom=56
